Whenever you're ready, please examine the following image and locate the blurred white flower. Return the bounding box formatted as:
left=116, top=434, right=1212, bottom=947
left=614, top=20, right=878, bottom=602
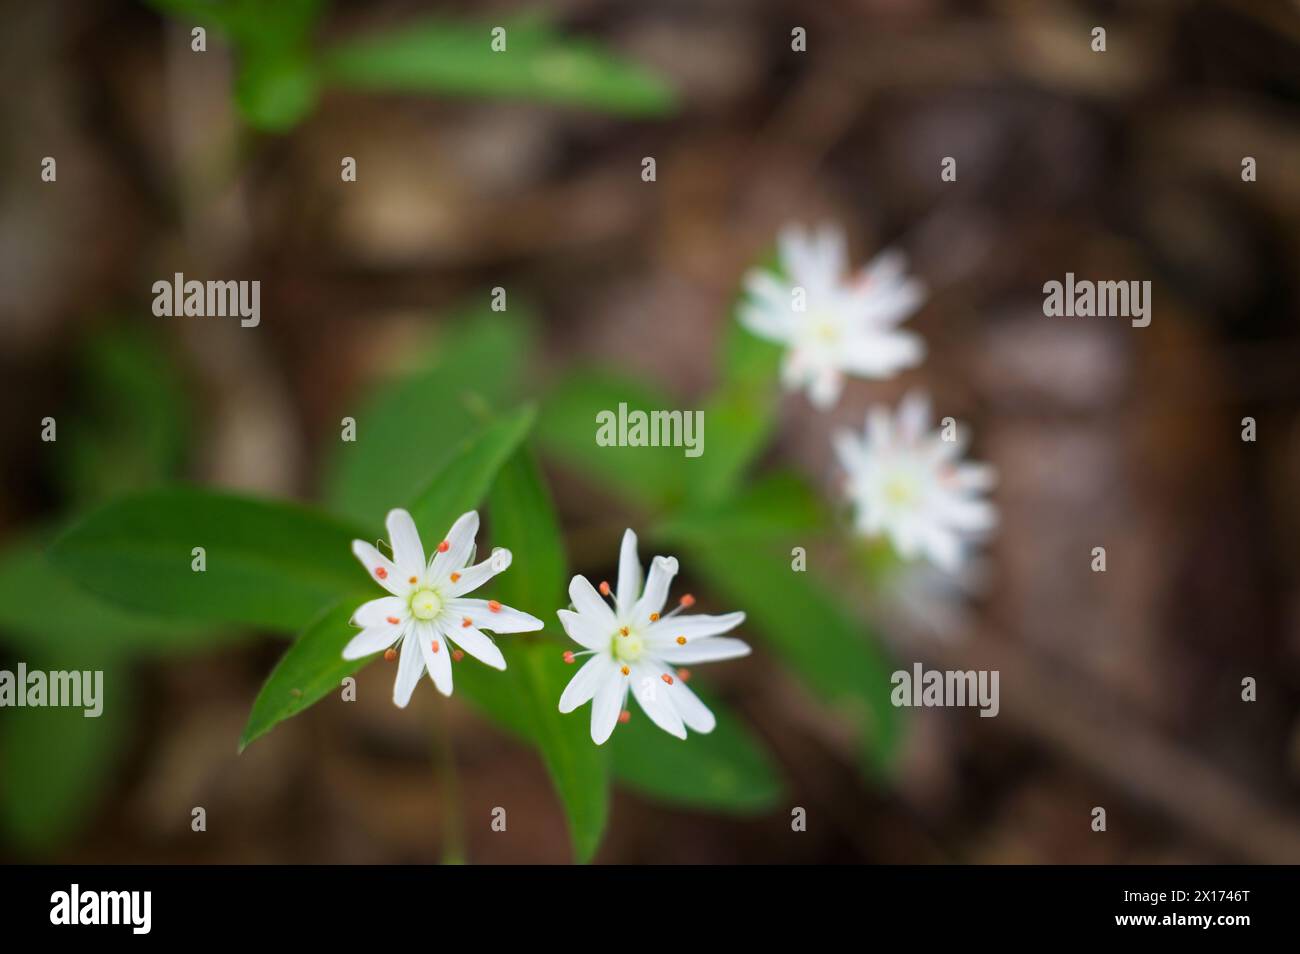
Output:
left=834, top=392, right=997, bottom=573
left=739, top=223, right=926, bottom=409
left=557, top=529, right=749, bottom=745
left=345, top=509, right=543, bottom=706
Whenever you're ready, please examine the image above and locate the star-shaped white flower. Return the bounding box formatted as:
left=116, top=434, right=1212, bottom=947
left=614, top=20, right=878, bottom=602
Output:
left=557, top=529, right=750, bottom=745
left=739, top=223, right=926, bottom=409
left=345, top=509, right=543, bottom=706
left=834, top=391, right=997, bottom=574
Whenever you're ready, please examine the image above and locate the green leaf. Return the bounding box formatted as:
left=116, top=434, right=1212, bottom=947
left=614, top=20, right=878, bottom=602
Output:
left=323, top=305, right=535, bottom=529
left=537, top=369, right=689, bottom=511
left=48, top=488, right=366, bottom=632
left=55, top=329, right=190, bottom=509
left=240, top=410, right=538, bottom=749
left=0, top=652, right=127, bottom=854
left=609, top=682, right=781, bottom=813
left=679, top=542, right=903, bottom=774
left=0, top=533, right=233, bottom=657
left=456, top=641, right=610, bottom=863
left=483, top=447, right=610, bottom=862
left=690, top=307, right=784, bottom=505
left=239, top=599, right=360, bottom=751
left=235, top=50, right=319, bottom=131
left=407, top=405, right=536, bottom=533
left=658, top=471, right=827, bottom=544
left=323, top=16, right=675, bottom=117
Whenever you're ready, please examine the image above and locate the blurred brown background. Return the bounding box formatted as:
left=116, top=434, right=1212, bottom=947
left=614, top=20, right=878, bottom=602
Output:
left=1, top=0, right=1299, bottom=863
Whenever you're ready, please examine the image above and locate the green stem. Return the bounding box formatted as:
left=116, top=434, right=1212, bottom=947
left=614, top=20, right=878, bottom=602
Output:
left=430, top=704, right=466, bottom=865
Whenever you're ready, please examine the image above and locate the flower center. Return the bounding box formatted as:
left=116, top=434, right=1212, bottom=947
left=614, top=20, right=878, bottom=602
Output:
left=612, top=628, right=645, bottom=663
left=410, top=588, right=443, bottom=621
left=883, top=473, right=919, bottom=508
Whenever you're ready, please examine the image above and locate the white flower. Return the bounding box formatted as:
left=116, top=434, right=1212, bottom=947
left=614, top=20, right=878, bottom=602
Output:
left=834, top=391, right=997, bottom=574
left=739, top=223, right=926, bottom=409
left=557, top=529, right=750, bottom=744
left=345, top=509, right=543, bottom=706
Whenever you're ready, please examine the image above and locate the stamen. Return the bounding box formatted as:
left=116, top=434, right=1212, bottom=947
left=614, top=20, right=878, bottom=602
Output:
left=431, top=640, right=441, bottom=653
left=437, top=540, right=450, bottom=553
left=408, top=575, right=417, bottom=585
left=386, top=616, right=400, bottom=625
left=677, top=668, right=691, bottom=682
left=661, top=673, right=674, bottom=685
left=598, top=580, right=611, bottom=596
left=452, top=649, right=464, bottom=662
left=563, top=651, right=576, bottom=664
left=620, top=665, right=630, bottom=676
left=676, top=636, right=687, bottom=645
left=488, top=600, right=502, bottom=613
left=450, top=572, right=461, bottom=583
left=375, top=567, right=388, bottom=580
left=679, top=593, right=695, bottom=608
left=462, top=617, right=473, bottom=628
left=618, top=710, right=631, bottom=724
left=649, top=612, right=659, bottom=622
left=619, top=626, right=629, bottom=637
left=384, top=648, right=397, bottom=662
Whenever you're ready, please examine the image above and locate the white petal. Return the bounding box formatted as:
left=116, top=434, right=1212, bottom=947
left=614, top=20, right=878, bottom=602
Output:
left=667, top=678, right=716, bottom=734
left=897, top=391, right=931, bottom=443
left=616, top=529, right=643, bottom=611
left=633, top=555, right=678, bottom=621
left=385, top=508, right=425, bottom=578
left=654, top=637, right=752, bottom=665
left=350, top=596, right=407, bottom=628
left=568, top=575, right=616, bottom=629
left=392, top=631, right=425, bottom=707
left=807, top=366, right=843, bottom=409
left=342, top=622, right=403, bottom=660
left=352, top=540, right=408, bottom=597
left=558, top=654, right=615, bottom=713
left=646, top=611, right=746, bottom=645
left=590, top=671, right=628, bottom=745
left=922, top=526, right=964, bottom=574
left=447, top=548, right=511, bottom=596
left=446, top=623, right=506, bottom=671
left=839, top=330, right=925, bottom=378
left=448, top=598, right=543, bottom=634
left=418, top=622, right=454, bottom=696
left=429, top=511, right=480, bottom=580
left=629, top=663, right=686, bottom=740
left=557, top=609, right=610, bottom=651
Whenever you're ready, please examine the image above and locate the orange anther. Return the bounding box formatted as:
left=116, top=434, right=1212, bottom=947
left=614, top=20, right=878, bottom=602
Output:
left=679, top=594, right=695, bottom=608
left=620, top=665, right=630, bottom=676
left=452, top=649, right=464, bottom=662
left=375, top=567, right=388, bottom=580
left=618, top=710, right=631, bottom=724
left=563, top=651, right=575, bottom=664
left=676, top=636, right=686, bottom=645
left=462, top=617, right=472, bottom=628
left=677, top=668, right=691, bottom=682
left=431, top=640, right=440, bottom=653
left=488, top=600, right=502, bottom=613
left=384, top=648, right=397, bottom=662
left=450, top=572, right=461, bottom=583
left=386, top=616, right=400, bottom=625
left=598, top=581, right=611, bottom=596
left=661, top=673, right=674, bottom=685
left=437, top=541, right=450, bottom=553
left=649, top=613, right=660, bottom=622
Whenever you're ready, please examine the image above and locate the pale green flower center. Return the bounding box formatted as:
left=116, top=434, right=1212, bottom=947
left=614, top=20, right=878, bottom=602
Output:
left=612, top=627, right=645, bottom=663
left=410, top=588, right=443, bottom=621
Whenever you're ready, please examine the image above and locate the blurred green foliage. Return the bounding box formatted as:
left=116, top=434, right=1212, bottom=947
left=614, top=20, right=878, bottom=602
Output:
left=146, top=1, right=675, bottom=131
left=23, top=240, right=904, bottom=860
